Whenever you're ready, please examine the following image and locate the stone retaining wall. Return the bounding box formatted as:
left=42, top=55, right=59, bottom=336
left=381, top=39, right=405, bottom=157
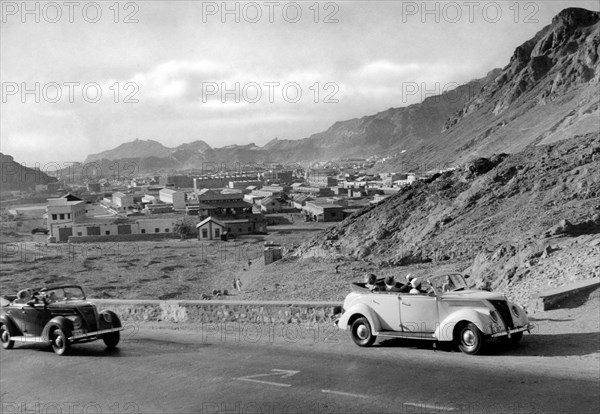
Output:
left=68, top=233, right=180, bottom=243
left=93, top=299, right=342, bottom=324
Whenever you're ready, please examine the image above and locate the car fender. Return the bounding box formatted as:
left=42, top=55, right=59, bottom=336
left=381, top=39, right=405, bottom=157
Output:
left=435, top=308, right=494, bottom=342
left=0, top=313, right=22, bottom=336
left=98, top=310, right=122, bottom=330
left=337, top=303, right=382, bottom=334
left=507, top=301, right=529, bottom=327
left=41, top=316, right=74, bottom=342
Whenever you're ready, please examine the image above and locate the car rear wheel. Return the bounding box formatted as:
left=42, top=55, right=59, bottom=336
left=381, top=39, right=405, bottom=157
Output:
left=102, top=331, right=120, bottom=350
left=456, top=322, right=484, bottom=355
left=0, top=324, right=14, bottom=350
left=351, top=317, right=376, bottom=347
left=51, top=328, right=71, bottom=356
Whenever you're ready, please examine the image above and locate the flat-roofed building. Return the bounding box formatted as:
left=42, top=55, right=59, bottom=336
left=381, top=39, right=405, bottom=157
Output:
left=302, top=201, right=344, bottom=222
left=159, top=188, right=186, bottom=209
left=112, top=192, right=134, bottom=210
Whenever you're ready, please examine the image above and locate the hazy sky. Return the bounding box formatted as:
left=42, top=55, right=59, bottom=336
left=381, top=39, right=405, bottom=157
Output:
left=1, top=0, right=598, bottom=165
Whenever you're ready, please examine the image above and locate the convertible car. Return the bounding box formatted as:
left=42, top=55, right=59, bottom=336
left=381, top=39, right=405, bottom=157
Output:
left=0, top=285, right=123, bottom=355
left=336, top=274, right=532, bottom=355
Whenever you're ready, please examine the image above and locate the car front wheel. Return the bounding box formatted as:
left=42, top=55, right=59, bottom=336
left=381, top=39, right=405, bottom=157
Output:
left=102, top=331, right=120, bottom=350
left=51, top=328, right=71, bottom=356
left=0, top=324, right=14, bottom=350
left=351, top=317, right=376, bottom=347
left=457, top=323, right=484, bottom=355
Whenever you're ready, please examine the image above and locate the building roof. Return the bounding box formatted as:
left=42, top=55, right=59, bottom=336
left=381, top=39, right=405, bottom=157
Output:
left=159, top=188, right=180, bottom=195
left=196, top=216, right=225, bottom=228
left=197, top=201, right=253, bottom=209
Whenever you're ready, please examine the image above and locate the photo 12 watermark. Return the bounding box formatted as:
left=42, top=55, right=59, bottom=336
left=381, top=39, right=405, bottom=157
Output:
left=399, top=1, right=539, bottom=24
left=1, top=1, right=140, bottom=24
left=1, top=160, right=140, bottom=183
left=1, top=401, right=140, bottom=414
left=201, top=1, right=340, bottom=24
left=201, top=81, right=339, bottom=104
left=1, top=82, right=139, bottom=104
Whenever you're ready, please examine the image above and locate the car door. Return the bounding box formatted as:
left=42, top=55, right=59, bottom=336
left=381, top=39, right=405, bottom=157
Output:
left=27, top=302, right=52, bottom=336
left=5, top=303, right=28, bottom=334
left=367, top=293, right=400, bottom=331
left=399, top=294, right=439, bottom=334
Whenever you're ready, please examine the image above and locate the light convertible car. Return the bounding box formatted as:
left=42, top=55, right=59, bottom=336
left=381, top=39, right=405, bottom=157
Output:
left=0, top=285, right=124, bottom=355
left=336, top=274, right=532, bottom=355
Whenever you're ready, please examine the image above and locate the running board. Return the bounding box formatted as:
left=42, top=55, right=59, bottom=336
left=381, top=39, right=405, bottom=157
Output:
left=376, top=331, right=437, bottom=340
left=9, top=336, right=49, bottom=343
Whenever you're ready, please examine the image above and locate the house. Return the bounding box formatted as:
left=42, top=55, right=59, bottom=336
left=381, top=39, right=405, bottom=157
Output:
left=291, top=194, right=312, bottom=210
left=196, top=216, right=226, bottom=240
left=302, top=202, right=344, bottom=222
left=46, top=195, right=87, bottom=240
left=159, top=188, right=186, bottom=209
left=112, top=192, right=134, bottom=210
left=260, top=197, right=286, bottom=213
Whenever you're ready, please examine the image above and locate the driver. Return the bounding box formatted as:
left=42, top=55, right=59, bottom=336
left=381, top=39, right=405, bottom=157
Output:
left=442, top=276, right=455, bottom=292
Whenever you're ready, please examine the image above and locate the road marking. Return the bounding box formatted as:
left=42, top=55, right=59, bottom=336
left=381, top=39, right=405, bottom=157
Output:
left=235, top=369, right=299, bottom=387
left=321, top=389, right=370, bottom=399
left=404, top=402, right=457, bottom=411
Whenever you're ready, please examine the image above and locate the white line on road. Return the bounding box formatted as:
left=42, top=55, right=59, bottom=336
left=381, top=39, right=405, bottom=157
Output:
left=404, top=402, right=457, bottom=411
left=236, top=378, right=292, bottom=387
left=321, top=389, right=370, bottom=399
left=235, top=369, right=299, bottom=387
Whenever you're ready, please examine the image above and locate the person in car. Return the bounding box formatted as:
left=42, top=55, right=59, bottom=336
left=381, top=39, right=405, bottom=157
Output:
left=442, top=275, right=455, bottom=292
left=14, top=288, right=33, bottom=304
left=384, top=275, right=402, bottom=292
left=398, top=274, right=414, bottom=293
left=364, top=273, right=383, bottom=292
left=409, top=279, right=425, bottom=294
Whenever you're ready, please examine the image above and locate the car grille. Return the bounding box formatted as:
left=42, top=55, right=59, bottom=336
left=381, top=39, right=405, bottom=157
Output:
left=78, top=305, right=98, bottom=331
left=489, top=300, right=514, bottom=329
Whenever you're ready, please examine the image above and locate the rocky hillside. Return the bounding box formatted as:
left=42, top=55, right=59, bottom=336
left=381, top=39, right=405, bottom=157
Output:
left=297, top=134, right=600, bottom=306
left=376, top=7, right=600, bottom=172
left=0, top=153, right=58, bottom=191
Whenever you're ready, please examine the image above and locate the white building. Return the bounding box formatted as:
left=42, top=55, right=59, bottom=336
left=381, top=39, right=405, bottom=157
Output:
left=159, top=188, right=186, bottom=210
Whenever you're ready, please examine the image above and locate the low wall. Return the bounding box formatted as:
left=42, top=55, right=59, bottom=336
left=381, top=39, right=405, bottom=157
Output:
left=93, top=299, right=341, bottom=324
left=529, top=278, right=600, bottom=311
left=68, top=233, right=180, bottom=243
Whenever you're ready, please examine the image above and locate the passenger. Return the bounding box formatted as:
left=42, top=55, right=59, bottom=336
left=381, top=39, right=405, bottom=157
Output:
left=384, top=275, right=402, bottom=292
left=14, top=288, right=32, bottom=304
left=409, top=279, right=424, bottom=295
left=364, top=273, right=382, bottom=292
left=398, top=274, right=414, bottom=293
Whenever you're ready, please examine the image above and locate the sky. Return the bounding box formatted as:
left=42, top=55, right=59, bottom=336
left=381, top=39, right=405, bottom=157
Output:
left=1, top=0, right=598, bottom=166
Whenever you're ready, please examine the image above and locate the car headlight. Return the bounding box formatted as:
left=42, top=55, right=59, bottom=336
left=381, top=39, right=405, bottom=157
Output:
left=102, top=312, right=112, bottom=323
left=511, top=305, right=520, bottom=317
left=71, top=316, right=82, bottom=329
left=489, top=310, right=499, bottom=323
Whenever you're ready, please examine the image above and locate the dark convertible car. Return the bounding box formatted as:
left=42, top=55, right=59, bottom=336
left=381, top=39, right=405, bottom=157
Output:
left=0, top=285, right=123, bottom=355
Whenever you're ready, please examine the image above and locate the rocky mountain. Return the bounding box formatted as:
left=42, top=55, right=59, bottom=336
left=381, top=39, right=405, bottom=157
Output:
left=378, top=7, right=600, bottom=170
left=297, top=134, right=600, bottom=306
left=82, top=71, right=491, bottom=172
left=0, top=153, right=58, bottom=191
left=292, top=8, right=600, bottom=306
left=82, top=8, right=598, bottom=178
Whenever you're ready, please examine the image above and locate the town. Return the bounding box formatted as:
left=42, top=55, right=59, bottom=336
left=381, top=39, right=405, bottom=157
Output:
left=1, top=157, right=457, bottom=264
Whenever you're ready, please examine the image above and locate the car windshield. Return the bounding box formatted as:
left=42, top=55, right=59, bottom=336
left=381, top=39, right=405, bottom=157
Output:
left=428, top=274, right=468, bottom=293
left=41, top=286, right=86, bottom=302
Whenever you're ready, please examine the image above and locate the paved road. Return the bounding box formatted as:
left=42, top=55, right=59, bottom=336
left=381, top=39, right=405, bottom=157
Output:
left=1, top=325, right=598, bottom=414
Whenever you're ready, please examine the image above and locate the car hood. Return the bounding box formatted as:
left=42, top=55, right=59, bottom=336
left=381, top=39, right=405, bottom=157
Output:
left=441, top=290, right=506, bottom=301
